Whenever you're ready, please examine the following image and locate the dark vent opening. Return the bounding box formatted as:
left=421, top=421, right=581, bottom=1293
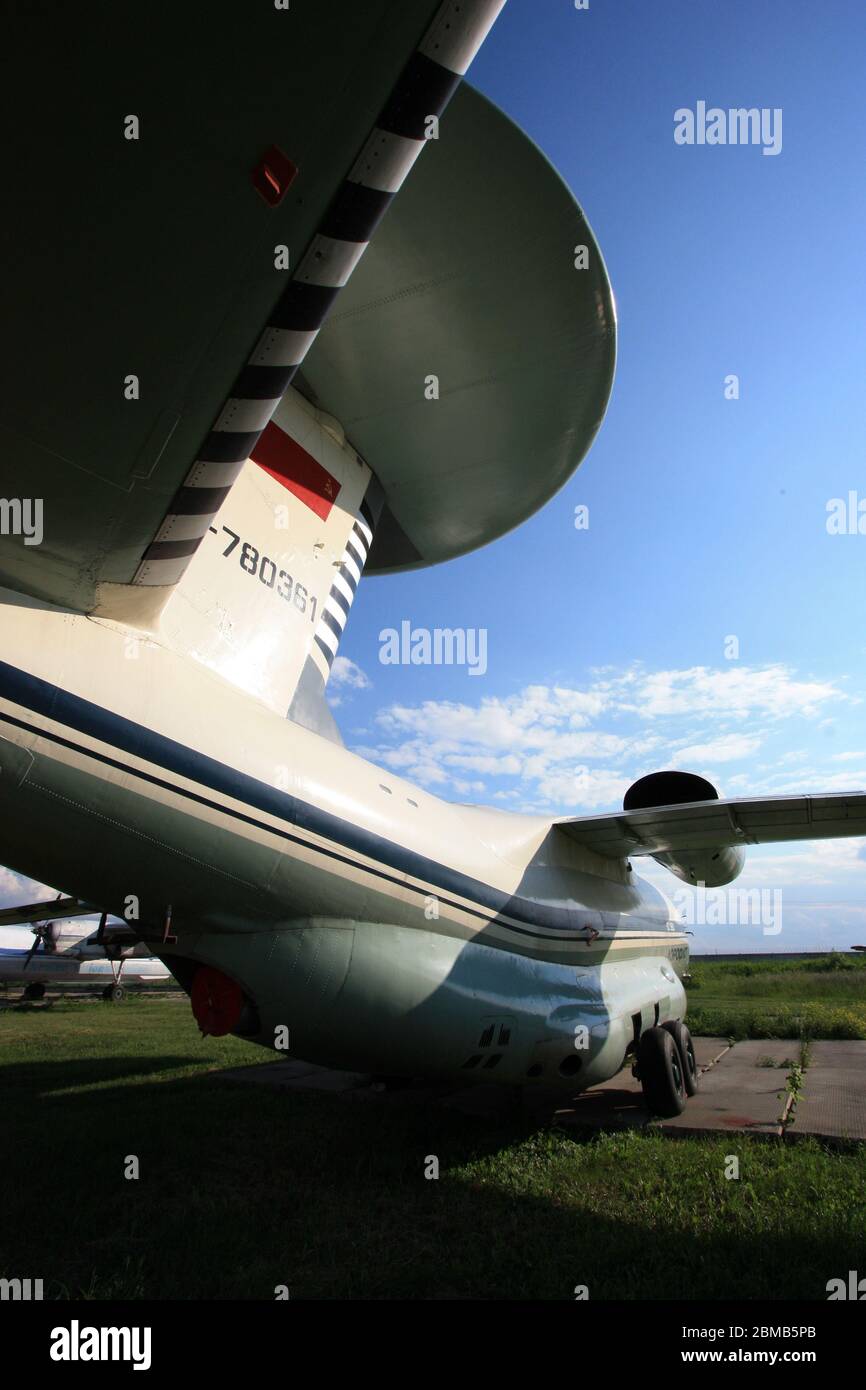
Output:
left=623, top=770, right=718, bottom=811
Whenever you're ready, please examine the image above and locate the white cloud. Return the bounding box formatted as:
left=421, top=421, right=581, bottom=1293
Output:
left=0, top=869, right=59, bottom=912
left=536, top=767, right=632, bottom=809
left=353, top=662, right=854, bottom=825
left=672, top=733, right=762, bottom=764
left=614, top=665, right=842, bottom=720
left=376, top=685, right=607, bottom=751
left=741, top=769, right=866, bottom=796
left=730, top=839, right=866, bottom=888
left=451, top=779, right=487, bottom=797
left=330, top=657, right=371, bottom=689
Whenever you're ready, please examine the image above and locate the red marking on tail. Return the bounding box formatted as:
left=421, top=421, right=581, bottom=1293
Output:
left=251, top=421, right=341, bottom=521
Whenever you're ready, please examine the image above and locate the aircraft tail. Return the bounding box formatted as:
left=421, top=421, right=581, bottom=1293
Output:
left=159, top=386, right=380, bottom=735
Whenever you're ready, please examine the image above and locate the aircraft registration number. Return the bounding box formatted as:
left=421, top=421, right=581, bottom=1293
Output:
left=212, top=525, right=318, bottom=622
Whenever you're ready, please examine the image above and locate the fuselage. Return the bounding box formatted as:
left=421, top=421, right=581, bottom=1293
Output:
left=0, top=942, right=169, bottom=987
left=0, top=588, right=688, bottom=1089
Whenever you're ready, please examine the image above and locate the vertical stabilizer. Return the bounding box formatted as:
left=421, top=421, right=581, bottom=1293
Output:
left=159, top=387, right=379, bottom=730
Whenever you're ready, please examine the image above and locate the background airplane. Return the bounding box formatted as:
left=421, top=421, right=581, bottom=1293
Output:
left=0, top=902, right=170, bottom=1000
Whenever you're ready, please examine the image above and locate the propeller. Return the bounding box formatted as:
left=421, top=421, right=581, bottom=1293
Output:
left=22, top=892, right=64, bottom=970
left=93, top=912, right=128, bottom=959
left=22, top=931, right=43, bottom=970
left=23, top=921, right=62, bottom=968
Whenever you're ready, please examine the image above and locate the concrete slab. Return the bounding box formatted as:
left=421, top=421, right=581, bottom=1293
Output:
left=585, top=1037, right=730, bottom=1087
left=213, top=1059, right=369, bottom=1092
left=792, top=1041, right=866, bottom=1143
left=207, top=1038, right=735, bottom=1128
left=205, top=1038, right=865, bottom=1144
left=554, top=1085, right=648, bottom=1131
left=660, top=1040, right=795, bottom=1138
left=694, top=1037, right=732, bottom=1070
left=550, top=1039, right=733, bottom=1133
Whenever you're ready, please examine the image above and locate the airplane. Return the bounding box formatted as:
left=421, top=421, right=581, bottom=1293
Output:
left=1, top=0, right=865, bottom=1119
left=0, top=903, right=171, bottom=1001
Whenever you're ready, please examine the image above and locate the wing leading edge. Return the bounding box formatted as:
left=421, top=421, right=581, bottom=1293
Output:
left=556, top=792, right=866, bottom=860
left=0, top=0, right=505, bottom=615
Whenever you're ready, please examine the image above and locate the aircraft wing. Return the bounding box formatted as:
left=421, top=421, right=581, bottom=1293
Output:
left=0, top=899, right=95, bottom=926
left=0, top=0, right=504, bottom=615
left=555, top=792, right=866, bottom=859
left=302, top=83, right=616, bottom=572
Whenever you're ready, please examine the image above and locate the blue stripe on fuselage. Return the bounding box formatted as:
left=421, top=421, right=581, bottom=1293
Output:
left=0, top=659, right=642, bottom=940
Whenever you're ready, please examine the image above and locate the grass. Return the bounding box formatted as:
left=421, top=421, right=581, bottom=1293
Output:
left=1, top=994, right=865, bottom=1300
left=686, top=954, right=866, bottom=1040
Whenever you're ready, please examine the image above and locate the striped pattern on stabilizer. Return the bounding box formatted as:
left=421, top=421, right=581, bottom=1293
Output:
left=310, top=497, right=376, bottom=682
left=134, top=0, right=506, bottom=587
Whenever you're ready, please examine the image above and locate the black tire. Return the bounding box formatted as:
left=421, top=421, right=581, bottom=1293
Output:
left=103, top=984, right=125, bottom=1002
left=638, top=1026, right=686, bottom=1117
left=23, top=982, right=45, bottom=1001
left=663, top=1019, right=699, bottom=1096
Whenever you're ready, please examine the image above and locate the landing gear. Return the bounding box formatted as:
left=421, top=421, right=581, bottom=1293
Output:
left=637, top=1025, right=686, bottom=1117
left=663, top=1019, right=698, bottom=1096
left=101, top=953, right=127, bottom=1002
left=23, top=982, right=45, bottom=1001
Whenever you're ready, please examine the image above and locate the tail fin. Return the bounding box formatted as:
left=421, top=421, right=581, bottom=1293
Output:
left=160, top=387, right=379, bottom=733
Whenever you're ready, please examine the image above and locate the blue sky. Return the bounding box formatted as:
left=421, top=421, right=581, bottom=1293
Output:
left=3, top=1, right=865, bottom=952
left=328, top=0, right=866, bottom=951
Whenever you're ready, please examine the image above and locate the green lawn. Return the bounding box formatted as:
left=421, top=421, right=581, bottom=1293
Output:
left=686, top=954, right=866, bottom=1040
left=1, top=994, right=865, bottom=1300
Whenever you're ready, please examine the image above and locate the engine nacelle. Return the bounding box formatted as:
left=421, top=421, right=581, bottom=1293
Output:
left=623, top=771, right=745, bottom=888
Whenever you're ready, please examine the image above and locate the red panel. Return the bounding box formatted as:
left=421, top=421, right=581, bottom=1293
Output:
left=190, top=965, right=243, bottom=1037
left=251, top=420, right=341, bottom=521
left=251, top=144, right=298, bottom=207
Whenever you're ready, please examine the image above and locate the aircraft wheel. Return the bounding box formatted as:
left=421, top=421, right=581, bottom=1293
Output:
left=103, top=984, right=125, bottom=1002
left=23, top=983, right=45, bottom=1001
left=663, top=1019, right=699, bottom=1096
left=638, top=1025, right=686, bottom=1117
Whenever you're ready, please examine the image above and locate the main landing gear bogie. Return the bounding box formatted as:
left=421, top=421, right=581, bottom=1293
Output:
left=662, top=1018, right=699, bottom=1096
left=637, top=1020, right=699, bottom=1118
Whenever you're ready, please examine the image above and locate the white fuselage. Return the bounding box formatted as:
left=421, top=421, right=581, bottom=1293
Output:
left=0, top=944, right=169, bottom=987
left=0, top=589, right=688, bottom=1089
